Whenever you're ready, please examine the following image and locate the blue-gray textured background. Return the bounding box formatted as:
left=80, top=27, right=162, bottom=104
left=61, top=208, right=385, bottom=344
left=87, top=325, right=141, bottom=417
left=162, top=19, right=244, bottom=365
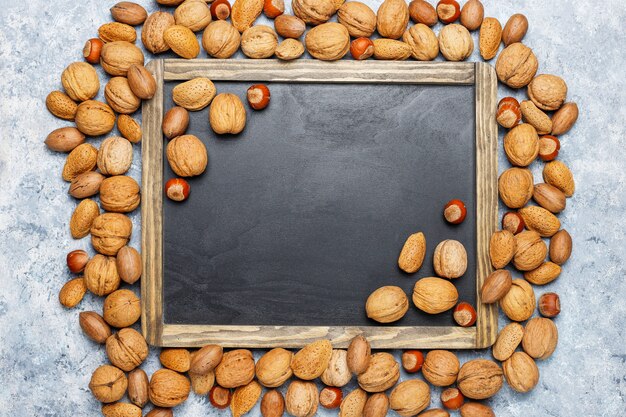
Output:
left=0, top=0, right=624, bottom=416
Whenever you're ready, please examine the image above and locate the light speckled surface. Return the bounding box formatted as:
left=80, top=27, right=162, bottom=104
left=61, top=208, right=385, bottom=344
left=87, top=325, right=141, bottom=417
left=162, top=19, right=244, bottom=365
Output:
left=0, top=0, right=625, bottom=416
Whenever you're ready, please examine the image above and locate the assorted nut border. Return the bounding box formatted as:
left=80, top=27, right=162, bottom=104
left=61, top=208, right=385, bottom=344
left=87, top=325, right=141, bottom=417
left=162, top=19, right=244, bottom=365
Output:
left=45, top=0, right=578, bottom=416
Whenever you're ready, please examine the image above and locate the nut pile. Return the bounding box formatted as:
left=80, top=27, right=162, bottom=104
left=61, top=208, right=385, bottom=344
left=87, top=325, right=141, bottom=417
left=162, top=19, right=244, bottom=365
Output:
left=45, top=0, right=577, bottom=416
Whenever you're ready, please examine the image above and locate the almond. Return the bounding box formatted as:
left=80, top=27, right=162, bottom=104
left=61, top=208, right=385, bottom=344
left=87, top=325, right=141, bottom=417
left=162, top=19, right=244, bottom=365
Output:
left=215, top=349, right=255, bottom=388
left=389, top=379, right=430, bottom=417
left=357, top=352, right=400, bottom=392
left=549, top=229, right=572, bottom=265
left=522, top=317, right=558, bottom=360
left=489, top=230, right=515, bottom=269
left=256, top=348, right=293, bottom=387
left=190, top=344, right=223, bottom=375
left=231, top=381, right=262, bottom=417
left=172, top=77, right=216, bottom=111
left=69, top=171, right=104, bottom=199
left=518, top=206, right=560, bottom=237
left=372, top=39, right=412, bottom=60
left=551, top=102, right=578, bottom=136
left=365, top=286, right=409, bottom=323
left=291, top=339, right=333, bottom=380
left=99, top=22, right=137, bottom=43
left=533, top=183, right=566, bottom=213
left=142, top=11, right=175, bottom=54
left=231, top=0, right=264, bottom=32
left=164, top=25, right=200, bottom=59
left=339, top=388, right=367, bottom=417
left=480, top=269, right=512, bottom=303
left=498, top=167, right=534, bottom=209
left=499, top=279, right=535, bottom=322
left=189, top=370, right=215, bottom=395
left=543, top=160, right=575, bottom=197
left=523, top=261, right=561, bottom=285
left=412, top=277, right=458, bottom=314
left=128, top=368, right=149, bottom=408
left=45, top=127, right=85, bottom=153
left=101, top=403, right=142, bottom=417
left=520, top=100, right=552, bottom=135
left=59, top=277, right=87, bottom=308
left=69, top=198, right=100, bottom=238
left=79, top=311, right=112, bottom=343
left=46, top=91, right=78, bottom=120
left=478, top=17, right=501, bottom=60
left=347, top=335, right=370, bottom=375
left=513, top=230, right=547, bottom=271
left=502, top=13, right=528, bottom=46
left=402, top=23, right=439, bottom=61
left=398, top=232, right=426, bottom=273
left=492, top=322, right=524, bottom=361
left=111, top=2, right=148, bottom=26
left=127, top=64, right=156, bottom=99
left=117, top=114, right=142, bottom=143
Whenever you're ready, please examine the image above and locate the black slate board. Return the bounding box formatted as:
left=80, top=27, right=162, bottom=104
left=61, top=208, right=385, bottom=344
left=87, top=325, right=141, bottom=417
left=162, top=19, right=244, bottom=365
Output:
left=162, top=81, right=476, bottom=327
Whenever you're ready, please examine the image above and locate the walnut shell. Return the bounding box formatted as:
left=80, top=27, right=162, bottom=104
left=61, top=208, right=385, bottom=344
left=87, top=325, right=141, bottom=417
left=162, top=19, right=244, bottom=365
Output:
left=75, top=100, right=116, bottom=137
left=202, top=20, right=241, bottom=59
left=103, top=288, right=141, bottom=327
left=285, top=380, right=319, bottom=417
left=498, top=167, right=534, bottom=209
left=321, top=349, right=351, bottom=387
left=513, top=230, right=547, bottom=271
left=105, top=77, right=141, bottom=114
left=337, top=2, right=376, bottom=38
left=172, top=77, right=217, bottom=111
left=106, top=328, right=148, bottom=371
left=528, top=74, right=567, bottom=111
left=61, top=62, right=100, bottom=102
left=305, top=22, right=350, bottom=61
left=90, top=212, right=133, bottom=256
left=503, top=351, right=539, bottom=393
left=522, top=317, right=558, bottom=360
left=402, top=23, right=439, bottom=61
left=149, top=369, right=191, bottom=408
left=100, top=41, right=145, bottom=76
left=166, top=135, right=208, bottom=177
left=215, top=349, right=255, bottom=388
left=422, top=350, right=459, bottom=387
left=456, top=359, right=503, bottom=400
left=209, top=93, right=247, bottom=134
left=97, top=137, right=133, bottom=176
left=357, top=352, right=400, bottom=393
left=376, top=0, right=409, bottom=39
left=241, top=25, right=278, bottom=59
left=84, top=254, right=121, bottom=296
left=365, top=286, right=409, bottom=323
left=499, top=278, right=535, bottom=322
left=63, top=143, right=98, bottom=182
left=142, top=11, right=175, bottom=54
left=70, top=198, right=100, bottom=239
left=293, top=0, right=335, bottom=25
left=438, top=24, right=474, bottom=61
left=412, top=277, right=458, bottom=314
left=275, top=38, right=305, bottom=60
left=256, top=348, right=293, bottom=387
left=291, top=339, right=333, bottom=380
left=495, top=42, right=538, bottom=89
left=433, top=239, right=467, bottom=278
left=100, top=176, right=141, bottom=213
left=503, top=123, right=539, bottom=167
left=160, top=348, right=191, bottom=373
left=389, top=379, right=430, bottom=417
left=174, top=0, right=212, bottom=32
left=89, top=365, right=128, bottom=403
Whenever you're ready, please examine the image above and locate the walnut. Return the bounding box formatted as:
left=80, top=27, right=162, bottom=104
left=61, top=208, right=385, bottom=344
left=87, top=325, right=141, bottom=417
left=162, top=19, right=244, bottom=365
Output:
left=215, top=349, right=255, bottom=388
left=100, top=41, right=145, bottom=77
left=99, top=176, right=141, bottom=213
left=499, top=279, right=536, bottom=322
left=422, top=350, right=459, bottom=387
left=403, top=23, right=439, bottom=61
left=97, top=137, right=133, bottom=176
left=89, top=365, right=128, bottom=403
left=106, top=328, right=148, bottom=371
left=202, top=20, right=241, bottom=59
left=103, top=289, right=141, bottom=328
left=90, top=213, right=133, bottom=256
left=320, top=349, right=351, bottom=387
left=337, top=2, right=376, bottom=38
left=209, top=94, right=247, bottom=135
left=433, top=239, right=468, bottom=279
left=502, top=351, right=539, bottom=393
left=256, top=348, right=293, bottom=388
left=241, top=25, right=278, bottom=59
left=522, top=317, right=558, bottom=360
left=495, top=42, right=538, bottom=89
left=503, top=123, right=539, bottom=167
left=104, top=77, right=141, bottom=114
left=376, top=0, right=409, bottom=39
left=438, top=24, right=474, bottom=61
left=305, top=22, right=350, bottom=61
left=84, top=254, right=121, bottom=296
left=292, top=0, right=335, bottom=25
left=166, top=134, right=208, bottom=176
left=528, top=74, right=567, bottom=111
left=61, top=62, right=100, bottom=102
left=457, top=359, right=503, bottom=400
left=357, top=352, right=400, bottom=392
left=149, top=369, right=191, bottom=408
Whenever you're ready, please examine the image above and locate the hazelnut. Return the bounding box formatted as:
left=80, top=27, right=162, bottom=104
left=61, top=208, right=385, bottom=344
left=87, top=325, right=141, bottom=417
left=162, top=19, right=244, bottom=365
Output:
left=443, top=199, right=467, bottom=224
left=67, top=249, right=89, bottom=273
left=319, top=387, right=342, bottom=409
left=165, top=178, right=190, bottom=202
left=89, top=365, right=128, bottom=403
left=436, top=0, right=460, bottom=24
left=401, top=350, right=424, bottom=373
left=247, top=84, right=270, bottom=110
left=210, top=0, right=231, bottom=20
left=209, top=385, right=232, bottom=409
left=106, top=328, right=148, bottom=371
left=496, top=97, right=522, bottom=129
left=350, top=37, right=374, bottom=60
left=103, top=288, right=141, bottom=328
left=502, top=211, right=525, bottom=235
left=83, top=39, right=104, bottom=65
left=538, top=135, right=561, bottom=162
left=453, top=302, right=477, bottom=327
left=422, top=350, right=459, bottom=387
left=441, top=387, right=464, bottom=410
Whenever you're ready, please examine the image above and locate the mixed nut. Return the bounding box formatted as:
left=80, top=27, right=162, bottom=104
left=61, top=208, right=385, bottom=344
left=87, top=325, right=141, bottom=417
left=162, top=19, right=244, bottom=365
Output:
left=44, top=0, right=577, bottom=416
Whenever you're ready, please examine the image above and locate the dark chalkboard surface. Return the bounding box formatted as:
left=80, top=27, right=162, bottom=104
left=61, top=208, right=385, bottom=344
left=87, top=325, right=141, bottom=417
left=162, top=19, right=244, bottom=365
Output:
left=141, top=60, right=498, bottom=348
left=162, top=81, right=476, bottom=326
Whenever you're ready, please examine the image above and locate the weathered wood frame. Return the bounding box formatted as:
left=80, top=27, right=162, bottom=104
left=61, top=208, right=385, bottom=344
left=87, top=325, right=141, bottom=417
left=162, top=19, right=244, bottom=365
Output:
left=142, top=59, right=498, bottom=349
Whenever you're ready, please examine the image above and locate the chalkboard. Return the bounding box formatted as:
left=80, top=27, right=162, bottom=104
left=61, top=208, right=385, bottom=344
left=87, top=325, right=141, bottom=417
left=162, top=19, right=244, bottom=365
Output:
left=142, top=60, right=498, bottom=349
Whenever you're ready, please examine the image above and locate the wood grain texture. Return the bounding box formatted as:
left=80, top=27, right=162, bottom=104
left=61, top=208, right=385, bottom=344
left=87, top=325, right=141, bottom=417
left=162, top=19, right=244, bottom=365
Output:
left=142, top=59, right=498, bottom=349
left=163, top=59, right=476, bottom=84
left=141, top=59, right=165, bottom=346
left=474, top=62, right=499, bottom=348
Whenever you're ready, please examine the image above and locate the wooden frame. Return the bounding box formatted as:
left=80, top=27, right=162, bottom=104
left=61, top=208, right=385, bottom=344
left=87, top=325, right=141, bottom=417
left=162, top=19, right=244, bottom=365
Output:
left=142, top=59, right=498, bottom=349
